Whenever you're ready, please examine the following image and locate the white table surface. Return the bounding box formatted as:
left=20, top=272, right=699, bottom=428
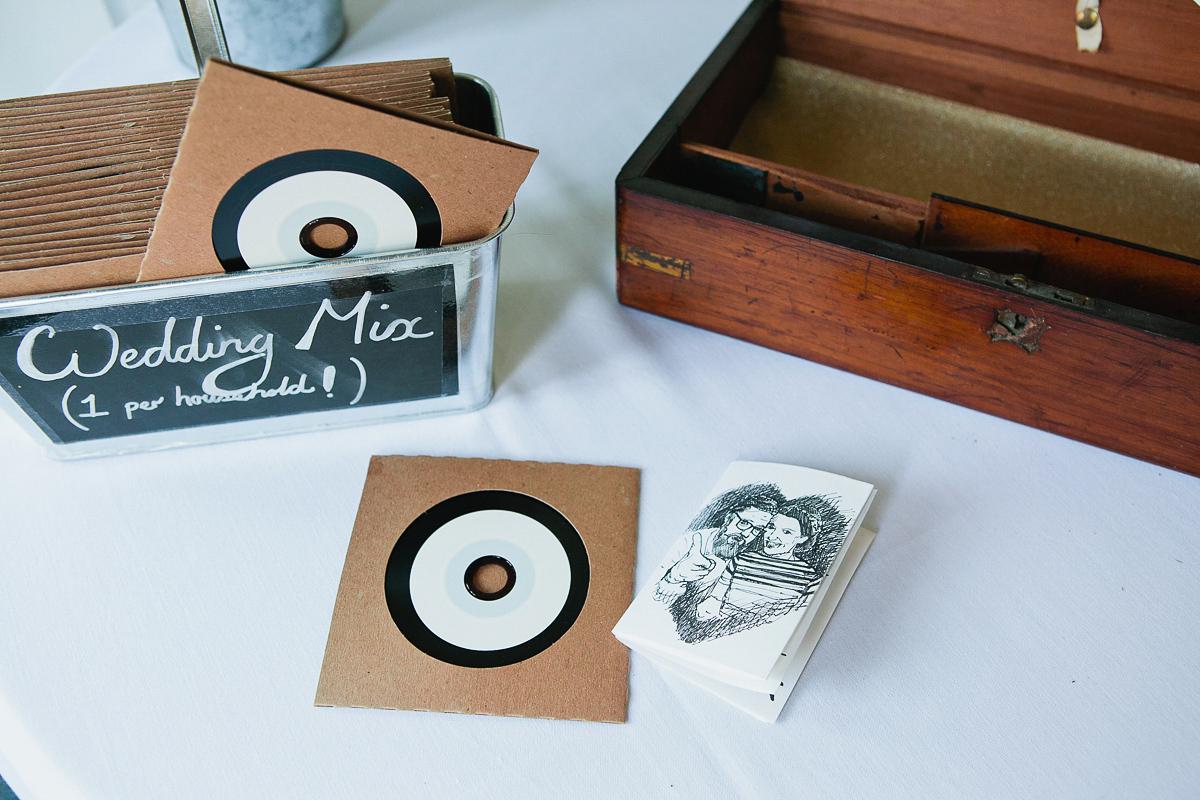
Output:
left=2, top=2, right=1199, bottom=798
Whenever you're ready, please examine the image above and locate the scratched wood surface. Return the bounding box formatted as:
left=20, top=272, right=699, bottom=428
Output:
left=923, top=197, right=1200, bottom=327
left=680, top=142, right=926, bottom=245
left=617, top=187, right=1200, bottom=477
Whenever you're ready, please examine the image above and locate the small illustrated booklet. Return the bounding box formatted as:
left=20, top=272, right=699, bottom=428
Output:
left=613, top=461, right=876, bottom=722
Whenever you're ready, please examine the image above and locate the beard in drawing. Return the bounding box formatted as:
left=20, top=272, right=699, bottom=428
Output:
left=711, top=531, right=744, bottom=558
left=710, top=507, right=771, bottom=559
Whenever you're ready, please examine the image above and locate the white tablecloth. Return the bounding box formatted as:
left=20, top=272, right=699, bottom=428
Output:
left=2, top=2, right=1198, bottom=798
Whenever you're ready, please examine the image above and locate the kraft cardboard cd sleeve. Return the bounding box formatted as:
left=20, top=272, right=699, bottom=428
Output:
left=139, top=60, right=538, bottom=283
left=316, top=456, right=640, bottom=723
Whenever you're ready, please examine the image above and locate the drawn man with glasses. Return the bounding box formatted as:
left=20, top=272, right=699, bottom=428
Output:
left=657, top=485, right=853, bottom=643
left=654, top=483, right=784, bottom=642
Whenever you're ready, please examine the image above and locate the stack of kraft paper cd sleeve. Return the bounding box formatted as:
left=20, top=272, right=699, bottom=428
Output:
left=0, top=59, right=457, bottom=299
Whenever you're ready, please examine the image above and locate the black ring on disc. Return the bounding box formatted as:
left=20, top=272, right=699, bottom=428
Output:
left=384, top=490, right=590, bottom=668
left=211, top=149, right=441, bottom=272
left=299, top=216, right=358, bottom=259
left=464, top=555, right=517, bottom=601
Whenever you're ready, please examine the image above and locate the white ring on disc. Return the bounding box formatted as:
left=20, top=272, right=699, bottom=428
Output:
left=408, top=508, right=573, bottom=652
left=235, top=170, right=419, bottom=269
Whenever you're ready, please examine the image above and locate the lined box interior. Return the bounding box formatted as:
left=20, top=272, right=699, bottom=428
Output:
left=662, top=0, right=1200, bottom=326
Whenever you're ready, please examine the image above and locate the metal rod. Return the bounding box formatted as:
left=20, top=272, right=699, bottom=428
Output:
left=178, top=0, right=230, bottom=72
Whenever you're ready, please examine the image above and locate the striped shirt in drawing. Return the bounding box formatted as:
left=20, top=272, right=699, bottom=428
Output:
left=721, top=553, right=819, bottom=612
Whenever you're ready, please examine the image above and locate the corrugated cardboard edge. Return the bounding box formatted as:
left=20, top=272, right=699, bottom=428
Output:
left=0, top=253, right=142, bottom=299
left=210, top=60, right=533, bottom=153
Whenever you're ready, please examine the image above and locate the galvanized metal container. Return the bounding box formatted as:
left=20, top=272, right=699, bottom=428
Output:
left=0, top=75, right=509, bottom=458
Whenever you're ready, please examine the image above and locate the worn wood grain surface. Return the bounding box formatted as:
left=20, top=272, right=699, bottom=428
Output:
left=618, top=187, right=1200, bottom=477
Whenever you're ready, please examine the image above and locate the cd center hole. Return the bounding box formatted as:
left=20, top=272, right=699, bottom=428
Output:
left=310, top=222, right=349, bottom=250
left=299, top=217, right=358, bottom=258
left=465, top=555, right=515, bottom=601
left=472, top=563, right=509, bottom=594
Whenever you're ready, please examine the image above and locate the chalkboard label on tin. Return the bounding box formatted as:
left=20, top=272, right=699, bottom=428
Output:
left=0, top=265, right=458, bottom=444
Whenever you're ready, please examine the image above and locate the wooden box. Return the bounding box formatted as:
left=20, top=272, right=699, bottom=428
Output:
left=616, top=0, right=1200, bottom=477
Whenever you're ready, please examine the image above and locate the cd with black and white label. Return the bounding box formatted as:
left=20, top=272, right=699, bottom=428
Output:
left=384, top=490, right=590, bottom=668
left=211, top=149, right=442, bottom=272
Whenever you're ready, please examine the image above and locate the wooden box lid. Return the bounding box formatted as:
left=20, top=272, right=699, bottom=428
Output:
left=792, top=0, right=1200, bottom=93
left=782, top=0, right=1200, bottom=162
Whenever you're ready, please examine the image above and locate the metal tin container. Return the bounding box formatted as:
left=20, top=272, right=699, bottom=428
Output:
left=0, top=75, right=508, bottom=459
